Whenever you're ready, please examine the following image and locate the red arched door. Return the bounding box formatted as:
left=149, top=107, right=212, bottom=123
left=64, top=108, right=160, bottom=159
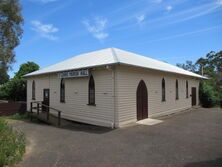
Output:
left=137, top=80, right=148, bottom=121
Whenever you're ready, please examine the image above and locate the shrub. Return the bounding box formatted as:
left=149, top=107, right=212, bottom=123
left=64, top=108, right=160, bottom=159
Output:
left=199, top=81, right=220, bottom=108
left=8, top=113, right=29, bottom=120
left=0, top=118, right=25, bottom=167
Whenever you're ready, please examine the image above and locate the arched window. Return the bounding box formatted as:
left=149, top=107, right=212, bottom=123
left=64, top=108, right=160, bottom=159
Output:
left=32, top=80, right=35, bottom=100
left=60, top=79, right=65, bottom=102
left=88, top=75, right=95, bottom=105
left=176, top=79, right=179, bottom=100
left=162, top=78, right=166, bottom=102
left=186, top=81, right=188, bottom=98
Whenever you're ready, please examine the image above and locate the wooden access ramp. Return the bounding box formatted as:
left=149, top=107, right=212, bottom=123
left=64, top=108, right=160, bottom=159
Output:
left=29, top=101, right=69, bottom=127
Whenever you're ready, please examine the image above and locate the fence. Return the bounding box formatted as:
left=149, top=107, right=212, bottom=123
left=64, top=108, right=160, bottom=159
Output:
left=0, top=102, right=26, bottom=116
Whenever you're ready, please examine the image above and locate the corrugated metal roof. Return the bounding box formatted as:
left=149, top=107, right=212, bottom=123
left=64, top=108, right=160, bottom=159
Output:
left=24, top=48, right=205, bottom=79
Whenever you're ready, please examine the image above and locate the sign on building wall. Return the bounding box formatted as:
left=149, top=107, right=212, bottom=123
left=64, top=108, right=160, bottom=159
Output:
left=58, top=69, right=89, bottom=78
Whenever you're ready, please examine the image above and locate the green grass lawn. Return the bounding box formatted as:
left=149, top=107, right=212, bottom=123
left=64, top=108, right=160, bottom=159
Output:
left=0, top=117, right=26, bottom=167
left=4, top=113, right=29, bottom=120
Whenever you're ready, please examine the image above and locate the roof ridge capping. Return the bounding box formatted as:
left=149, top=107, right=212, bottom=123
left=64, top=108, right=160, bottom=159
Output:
left=24, top=47, right=207, bottom=79
left=111, top=47, right=207, bottom=79
left=110, top=47, right=119, bottom=63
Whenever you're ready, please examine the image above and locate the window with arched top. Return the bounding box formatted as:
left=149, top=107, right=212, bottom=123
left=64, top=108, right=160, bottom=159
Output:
left=60, top=79, right=65, bottom=102
left=88, top=75, right=95, bottom=105
left=32, top=80, right=35, bottom=100
left=176, top=79, right=179, bottom=100
left=186, top=81, right=188, bottom=98
left=162, top=78, right=166, bottom=102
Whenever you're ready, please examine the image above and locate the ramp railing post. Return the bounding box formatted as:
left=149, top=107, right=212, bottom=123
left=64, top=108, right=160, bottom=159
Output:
left=58, top=111, right=61, bottom=126
left=37, top=103, right=39, bottom=115
left=30, top=102, right=33, bottom=121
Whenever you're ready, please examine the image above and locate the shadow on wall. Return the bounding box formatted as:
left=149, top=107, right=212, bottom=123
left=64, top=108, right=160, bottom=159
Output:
left=184, top=158, right=222, bottom=167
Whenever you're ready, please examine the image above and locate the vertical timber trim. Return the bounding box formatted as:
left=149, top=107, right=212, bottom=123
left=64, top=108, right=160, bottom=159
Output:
left=112, top=66, right=116, bottom=129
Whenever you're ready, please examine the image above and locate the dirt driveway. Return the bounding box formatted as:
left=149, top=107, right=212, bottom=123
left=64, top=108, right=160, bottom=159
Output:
left=13, top=108, right=222, bottom=167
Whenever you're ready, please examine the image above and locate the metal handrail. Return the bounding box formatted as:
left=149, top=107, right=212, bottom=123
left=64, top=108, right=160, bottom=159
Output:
left=30, top=101, right=62, bottom=126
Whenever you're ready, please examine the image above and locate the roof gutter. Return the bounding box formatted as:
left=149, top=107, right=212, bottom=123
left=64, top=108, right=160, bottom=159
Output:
left=23, top=62, right=207, bottom=80
left=23, top=63, right=119, bottom=78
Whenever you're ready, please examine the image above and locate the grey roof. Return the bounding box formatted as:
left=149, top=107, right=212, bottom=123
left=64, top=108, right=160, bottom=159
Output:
left=25, top=48, right=205, bottom=79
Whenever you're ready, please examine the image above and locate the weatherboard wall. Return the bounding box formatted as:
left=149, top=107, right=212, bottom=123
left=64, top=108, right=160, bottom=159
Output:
left=27, top=65, right=200, bottom=128
left=115, top=66, right=199, bottom=127
left=27, top=68, right=115, bottom=127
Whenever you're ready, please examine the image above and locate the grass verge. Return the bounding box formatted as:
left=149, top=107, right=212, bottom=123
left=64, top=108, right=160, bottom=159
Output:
left=6, top=113, right=29, bottom=120
left=0, top=118, right=25, bottom=167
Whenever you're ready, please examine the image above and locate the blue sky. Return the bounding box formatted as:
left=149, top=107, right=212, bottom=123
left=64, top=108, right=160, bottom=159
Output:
left=11, top=0, right=222, bottom=77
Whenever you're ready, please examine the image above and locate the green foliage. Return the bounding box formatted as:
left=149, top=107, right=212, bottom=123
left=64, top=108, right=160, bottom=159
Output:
left=177, top=50, right=222, bottom=108
left=0, top=68, right=9, bottom=84
left=176, top=61, right=197, bottom=72
left=0, top=0, right=23, bottom=71
left=199, top=81, right=221, bottom=108
left=0, top=61, right=39, bottom=101
left=6, top=113, right=29, bottom=120
left=0, top=118, right=25, bottom=167
left=14, top=61, right=39, bottom=79
left=0, top=78, right=26, bottom=101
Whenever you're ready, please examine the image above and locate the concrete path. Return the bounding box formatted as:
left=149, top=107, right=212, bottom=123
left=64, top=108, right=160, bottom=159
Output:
left=12, top=108, right=222, bottom=167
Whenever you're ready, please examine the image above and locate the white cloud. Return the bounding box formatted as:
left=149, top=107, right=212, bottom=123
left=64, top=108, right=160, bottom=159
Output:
left=31, top=20, right=59, bottom=41
left=93, top=33, right=109, bottom=40
left=82, top=17, right=109, bottom=41
left=42, top=0, right=58, bottom=3
left=30, top=0, right=59, bottom=3
left=146, top=25, right=222, bottom=43
left=136, top=14, right=146, bottom=24
left=216, top=0, right=222, bottom=5
left=152, top=0, right=163, bottom=4
left=166, top=5, right=173, bottom=12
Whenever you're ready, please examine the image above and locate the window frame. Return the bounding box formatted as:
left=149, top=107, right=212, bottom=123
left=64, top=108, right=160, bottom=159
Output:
left=176, top=79, right=179, bottom=100
left=88, top=75, right=95, bottom=106
left=186, top=80, right=189, bottom=98
left=161, top=78, right=166, bottom=102
left=32, top=80, right=35, bottom=100
left=60, top=79, right=65, bottom=103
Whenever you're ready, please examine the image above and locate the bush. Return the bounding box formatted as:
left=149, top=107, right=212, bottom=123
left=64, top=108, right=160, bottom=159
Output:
left=0, top=118, right=25, bottom=167
left=0, top=61, right=39, bottom=101
left=0, top=78, right=26, bottom=101
left=199, top=81, right=220, bottom=108
left=7, top=113, right=29, bottom=120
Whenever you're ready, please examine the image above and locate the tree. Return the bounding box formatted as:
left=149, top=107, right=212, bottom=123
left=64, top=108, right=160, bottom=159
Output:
left=178, top=50, right=222, bottom=107
left=199, top=81, right=220, bottom=108
left=14, top=61, right=39, bottom=78
left=0, top=62, right=39, bottom=101
left=0, top=0, right=23, bottom=71
left=0, top=68, right=9, bottom=84
left=176, top=61, right=197, bottom=72
left=196, top=51, right=222, bottom=78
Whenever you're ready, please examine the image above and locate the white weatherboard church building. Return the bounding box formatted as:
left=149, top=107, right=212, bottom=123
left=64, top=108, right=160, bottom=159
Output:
left=25, top=48, right=204, bottom=128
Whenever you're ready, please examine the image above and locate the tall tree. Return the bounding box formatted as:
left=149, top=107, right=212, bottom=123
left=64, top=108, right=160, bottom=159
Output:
left=0, top=0, right=23, bottom=72
left=0, top=68, right=9, bottom=84
left=176, top=60, right=197, bottom=72
left=0, top=62, right=39, bottom=101
left=177, top=50, right=222, bottom=107
left=196, top=51, right=222, bottom=78
left=14, top=61, right=39, bottom=78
